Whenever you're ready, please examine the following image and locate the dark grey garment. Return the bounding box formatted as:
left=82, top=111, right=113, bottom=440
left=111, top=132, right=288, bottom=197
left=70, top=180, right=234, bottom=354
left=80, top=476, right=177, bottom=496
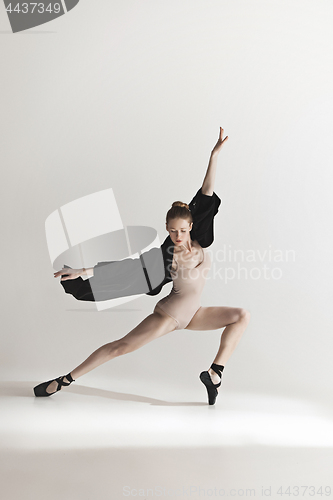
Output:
left=60, top=187, right=221, bottom=301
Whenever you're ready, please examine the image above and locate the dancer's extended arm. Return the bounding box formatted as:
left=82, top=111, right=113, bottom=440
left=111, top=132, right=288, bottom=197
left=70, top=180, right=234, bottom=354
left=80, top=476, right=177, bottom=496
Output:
left=201, top=127, right=228, bottom=196
left=54, top=267, right=94, bottom=280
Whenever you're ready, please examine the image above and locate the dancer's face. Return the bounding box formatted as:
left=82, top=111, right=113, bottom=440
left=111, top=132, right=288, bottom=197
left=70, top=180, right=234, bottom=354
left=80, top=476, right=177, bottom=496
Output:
left=166, top=218, right=193, bottom=245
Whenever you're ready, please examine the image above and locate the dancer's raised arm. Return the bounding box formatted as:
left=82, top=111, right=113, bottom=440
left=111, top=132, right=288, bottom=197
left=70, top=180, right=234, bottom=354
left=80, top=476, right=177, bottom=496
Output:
left=201, top=126, right=228, bottom=196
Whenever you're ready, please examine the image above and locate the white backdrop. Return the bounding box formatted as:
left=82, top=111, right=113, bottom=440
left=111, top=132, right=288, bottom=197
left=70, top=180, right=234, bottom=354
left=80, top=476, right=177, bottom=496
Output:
left=1, top=0, right=333, bottom=409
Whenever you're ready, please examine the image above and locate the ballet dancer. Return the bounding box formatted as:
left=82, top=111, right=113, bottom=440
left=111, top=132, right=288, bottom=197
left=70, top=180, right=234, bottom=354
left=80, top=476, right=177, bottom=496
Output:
left=33, top=127, right=250, bottom=405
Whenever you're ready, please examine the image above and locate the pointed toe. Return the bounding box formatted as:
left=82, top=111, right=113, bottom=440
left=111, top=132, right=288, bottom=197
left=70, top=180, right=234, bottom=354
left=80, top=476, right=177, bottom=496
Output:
left=33, top=380, right=54, bottom=397
left=199, top=371, right=219, bottom=405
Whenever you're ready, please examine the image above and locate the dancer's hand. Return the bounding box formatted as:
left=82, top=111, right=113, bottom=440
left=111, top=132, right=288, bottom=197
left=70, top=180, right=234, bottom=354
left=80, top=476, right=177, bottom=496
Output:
left=54, top=268, right=84, bottom=281
left=211, top=127, right=228, bottom=155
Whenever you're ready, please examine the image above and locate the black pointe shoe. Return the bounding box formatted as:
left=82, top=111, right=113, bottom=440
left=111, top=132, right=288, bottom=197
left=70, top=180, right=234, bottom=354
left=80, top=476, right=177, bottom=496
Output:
left=199, top=363, right=224, bottom=405
left=33, top=372, right=75, bottom=397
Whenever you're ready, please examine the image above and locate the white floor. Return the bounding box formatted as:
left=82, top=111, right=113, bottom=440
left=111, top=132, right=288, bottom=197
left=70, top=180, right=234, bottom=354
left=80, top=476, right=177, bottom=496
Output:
left=1, top=379, right=333, bottom=500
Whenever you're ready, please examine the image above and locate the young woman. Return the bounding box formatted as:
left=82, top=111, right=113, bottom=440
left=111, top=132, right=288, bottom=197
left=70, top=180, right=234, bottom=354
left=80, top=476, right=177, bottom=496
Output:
left=33, top=127, right=250, bottom=405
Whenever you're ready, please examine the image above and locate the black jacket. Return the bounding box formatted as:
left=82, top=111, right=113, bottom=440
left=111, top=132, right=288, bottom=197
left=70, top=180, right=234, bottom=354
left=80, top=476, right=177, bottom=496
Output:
left=60, top=187, right=221, bottom=301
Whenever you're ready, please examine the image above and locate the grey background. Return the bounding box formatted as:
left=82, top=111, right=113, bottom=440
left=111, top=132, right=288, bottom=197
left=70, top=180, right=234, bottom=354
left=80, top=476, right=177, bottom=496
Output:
left=1, top=0, right=332, bottom=408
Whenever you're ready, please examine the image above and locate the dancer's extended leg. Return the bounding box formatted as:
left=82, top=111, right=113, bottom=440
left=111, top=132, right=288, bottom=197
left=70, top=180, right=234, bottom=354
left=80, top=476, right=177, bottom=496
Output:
left=41, top=310, right=177, bottom=395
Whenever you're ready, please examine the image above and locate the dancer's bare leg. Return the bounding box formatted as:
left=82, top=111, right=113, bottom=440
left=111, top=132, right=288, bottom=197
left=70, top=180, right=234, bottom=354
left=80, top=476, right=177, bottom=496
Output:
left=185, top=306, right=251, bottom=387
left=46, top=308, right=177, bottom=394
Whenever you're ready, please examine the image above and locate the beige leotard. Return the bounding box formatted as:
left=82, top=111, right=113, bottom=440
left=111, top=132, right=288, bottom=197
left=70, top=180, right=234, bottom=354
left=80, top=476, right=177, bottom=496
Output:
left=154, top=242, right=211, bottom=329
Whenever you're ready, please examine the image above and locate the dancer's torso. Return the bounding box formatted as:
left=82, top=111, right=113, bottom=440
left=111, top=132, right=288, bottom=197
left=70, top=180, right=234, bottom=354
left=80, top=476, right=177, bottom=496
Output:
left=154, top=239, right=211, bottom=329
left=169, top=240, right=211, bottom=295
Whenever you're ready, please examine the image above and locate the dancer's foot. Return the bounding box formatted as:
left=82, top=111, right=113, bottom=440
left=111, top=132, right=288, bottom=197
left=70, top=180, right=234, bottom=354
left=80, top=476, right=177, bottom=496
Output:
left=33, top=372, right=75, bottom=397
left=46, top=374, right=72, bottom=394
left=199, top=363, right=224, bottom=405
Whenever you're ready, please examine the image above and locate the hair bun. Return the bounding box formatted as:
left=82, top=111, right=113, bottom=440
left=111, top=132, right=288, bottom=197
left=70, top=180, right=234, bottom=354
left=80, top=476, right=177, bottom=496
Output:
left=172, top=201, right=190, bottom=210
left=166, top=199, right=193, bottom=225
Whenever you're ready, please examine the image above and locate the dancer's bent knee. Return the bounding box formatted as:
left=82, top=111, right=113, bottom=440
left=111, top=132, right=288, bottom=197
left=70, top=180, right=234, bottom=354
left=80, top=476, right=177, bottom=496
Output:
left=239, top=308, right=251, bottom=323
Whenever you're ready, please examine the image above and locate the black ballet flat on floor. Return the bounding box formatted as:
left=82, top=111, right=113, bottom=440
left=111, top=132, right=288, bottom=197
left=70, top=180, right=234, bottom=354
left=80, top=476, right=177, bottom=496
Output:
left=33, top=372, right=75, bottom=397
left=199, top=363, right=223, bottom=405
